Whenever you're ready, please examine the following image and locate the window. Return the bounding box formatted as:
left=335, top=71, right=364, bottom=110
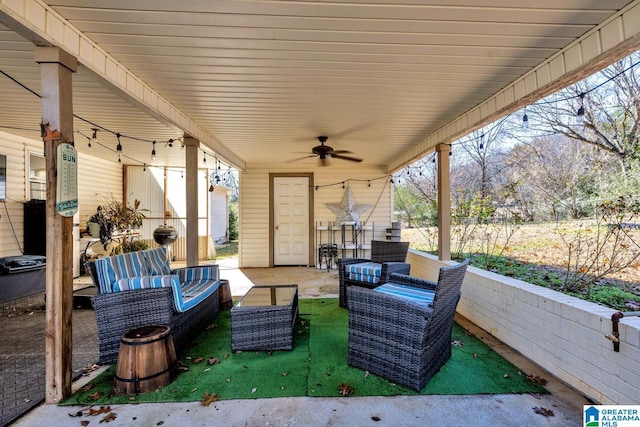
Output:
left=29, top=153, right=46, bottom=200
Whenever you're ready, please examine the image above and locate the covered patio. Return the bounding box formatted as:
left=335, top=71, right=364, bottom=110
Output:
left=0, top=0, right=639, bottom=418
left=6, top=256, right=584, bottom=426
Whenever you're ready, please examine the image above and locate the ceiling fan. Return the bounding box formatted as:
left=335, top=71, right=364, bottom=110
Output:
left=290, top=136, right=363, bottom=166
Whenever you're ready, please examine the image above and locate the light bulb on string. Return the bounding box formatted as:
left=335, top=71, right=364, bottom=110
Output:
left=479, top=133, right=484, bottom=150
left=89, top=128, right=98, bottom=150
left=116, top=133, right=122, bottom=163
left=576, top=92, right=586, bottom=124
left=168, top=139, right=174, bottom=148
left=203, top=152, right=207, bottom=164
left=151, top=141, right=157, bottom=160
left=522, top=109, right=529, bottom=128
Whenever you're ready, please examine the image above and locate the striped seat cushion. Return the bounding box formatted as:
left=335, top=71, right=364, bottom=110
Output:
left=173, top=279, right=220, bottom=313
left=173, top=265, right=218, bottom=282
left=93, top=250, right=149, bottom=293
left=345, top=262, right=382, bottom=284
left=144, top=247, right=171, bottom=275
left=374, top=282, right=436, bottom=309
left=115, top=274, right=179, bottom=292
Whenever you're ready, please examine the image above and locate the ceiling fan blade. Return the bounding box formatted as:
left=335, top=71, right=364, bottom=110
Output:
left=329, top=153, right=363, bottom=163
left=287, top=154, right=316, bottom=163
left=330, top=150, right=354, bottom=154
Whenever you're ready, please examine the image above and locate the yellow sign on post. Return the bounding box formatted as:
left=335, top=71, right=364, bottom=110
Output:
left=56, top=143, right=78, bottom=217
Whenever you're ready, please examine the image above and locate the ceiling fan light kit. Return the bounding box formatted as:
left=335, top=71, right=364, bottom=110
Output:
left=291, top=136, right=363, bottom=166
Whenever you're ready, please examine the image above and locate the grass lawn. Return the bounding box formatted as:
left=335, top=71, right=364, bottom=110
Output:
left=403, top=221, right=640, bottom=311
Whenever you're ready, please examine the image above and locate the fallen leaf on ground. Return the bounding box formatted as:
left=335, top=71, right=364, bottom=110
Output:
left=100, top=413, right=117, bottom=423
left=81, top=384, right=93, bottom=392
left=282, top=372, right=289, bottom=376
left=87, top=391, right=104, bottom=401
left=201, top=392, right=219, bottom=406
left=81, top=421, right=89, bottom=426
left=193, top=357, right=204, bottom=364
left=89, top=406, right=111, bottom=416
left=503, top=373, right=510, bottom=378
left=452, top=340, right=464, bottom=347
left=533, top=407, right=555, bottom=417
left=208, top=358, right=220, bottom=365
left=206, top=323, right=217, bottom=330
left=527, top=374, right=548, bottom=385
left=338, top=383, right=355, bottom=396
left=251, top=387, right=257, bottom=393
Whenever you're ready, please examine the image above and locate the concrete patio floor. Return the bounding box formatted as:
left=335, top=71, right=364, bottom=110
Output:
left=8, top=257, right=588, bottom=426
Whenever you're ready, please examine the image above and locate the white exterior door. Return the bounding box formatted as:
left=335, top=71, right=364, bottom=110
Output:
left=273, top=176, right=309, bottom=265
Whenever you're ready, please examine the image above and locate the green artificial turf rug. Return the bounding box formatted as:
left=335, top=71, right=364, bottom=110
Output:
left=62, top=298, right=546, bottom=405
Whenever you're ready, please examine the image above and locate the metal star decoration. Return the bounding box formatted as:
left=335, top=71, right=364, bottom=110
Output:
left=325, top=185, right=372, bottom=225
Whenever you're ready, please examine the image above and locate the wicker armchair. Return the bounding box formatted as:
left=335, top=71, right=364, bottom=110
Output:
left=338, top=240, right=410, bottom=308
left=347, top=259, right=470, bottom=391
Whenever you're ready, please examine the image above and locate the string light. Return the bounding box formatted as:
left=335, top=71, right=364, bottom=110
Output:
left=479, top=133, right=484, bottom=150
left=143, top=163, right=146, bottom=172
left=90, top=128, right=98, bottom=150
left=168, top=139, right=174, bottom=148
left=576, top=92, right=586, bottom=124
left=522, top=109, right=529, bottom=128
left=203, top=152, right=207, bottom=163
left=151, top=141, right=157, bottom=160
left=116, top=133, right=122, bottom=163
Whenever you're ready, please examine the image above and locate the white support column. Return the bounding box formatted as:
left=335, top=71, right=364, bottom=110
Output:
left=34, top=46, right=77, bottom=404
left=436, top=143, right=451, bottom=261
left=184, top=136, right=199, bottom=267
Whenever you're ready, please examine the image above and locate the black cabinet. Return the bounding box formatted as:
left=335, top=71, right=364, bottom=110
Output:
left=24, top=199, right=46, bottom=256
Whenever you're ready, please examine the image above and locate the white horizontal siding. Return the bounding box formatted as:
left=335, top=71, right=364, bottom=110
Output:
left=239, top=163, right=392, bottom=268
left=77, top=152, right=123, bottom=227
left=0, top=130, right=123, bottom=258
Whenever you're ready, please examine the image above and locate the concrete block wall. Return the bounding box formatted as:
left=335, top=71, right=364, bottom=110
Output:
left=406, top=250, right=640, bottom=405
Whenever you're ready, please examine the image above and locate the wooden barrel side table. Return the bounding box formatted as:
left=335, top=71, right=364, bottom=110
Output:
left=114, top=325, right=177, bottom=395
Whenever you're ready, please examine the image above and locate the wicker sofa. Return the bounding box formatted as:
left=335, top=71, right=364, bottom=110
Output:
left=89, top=247, right=220, bottom=364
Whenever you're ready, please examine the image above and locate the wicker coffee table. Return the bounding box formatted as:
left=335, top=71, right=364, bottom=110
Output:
left=231, top=284, right=298, bottom=351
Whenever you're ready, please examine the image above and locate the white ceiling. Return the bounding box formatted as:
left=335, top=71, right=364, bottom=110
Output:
left=0, top=0, right=637, bottom=170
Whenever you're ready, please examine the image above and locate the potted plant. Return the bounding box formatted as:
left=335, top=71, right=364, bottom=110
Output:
left=87, top=197, right=149, bottom=254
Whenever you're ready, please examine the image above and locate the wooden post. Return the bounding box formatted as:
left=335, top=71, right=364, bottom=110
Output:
left=436, top=143, right=451, bottom=261
left=34, top=46, right=77, bottom=403
left=184, top=136, right=199, bottom=267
